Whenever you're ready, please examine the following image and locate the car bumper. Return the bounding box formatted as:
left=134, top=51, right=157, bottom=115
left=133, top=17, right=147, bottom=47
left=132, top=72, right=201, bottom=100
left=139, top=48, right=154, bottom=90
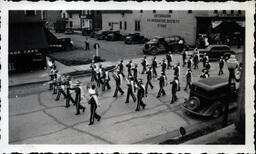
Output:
left=181, top=104, right=212, bottom=117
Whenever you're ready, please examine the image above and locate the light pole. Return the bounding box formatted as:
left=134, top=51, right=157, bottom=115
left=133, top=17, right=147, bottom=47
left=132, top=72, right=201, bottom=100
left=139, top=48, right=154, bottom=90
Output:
left=223, top=55, right=238, bottom=127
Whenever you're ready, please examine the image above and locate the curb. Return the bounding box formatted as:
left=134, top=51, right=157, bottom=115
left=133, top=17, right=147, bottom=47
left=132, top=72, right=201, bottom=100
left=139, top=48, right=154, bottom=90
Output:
left=9, top=65, right=116, bottom=88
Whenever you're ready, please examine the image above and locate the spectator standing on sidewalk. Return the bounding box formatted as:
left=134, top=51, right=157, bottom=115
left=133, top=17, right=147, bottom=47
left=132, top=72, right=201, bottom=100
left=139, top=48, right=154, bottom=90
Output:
left=113, top=69, right=124, bottom=97
left=157, top=72, right=167, bottom=98
left=135, top=79, right=146, bottom=111
left=94, top=43, right=100, bottom=57
left=88, top=85, right=101, bottom=125
left=85, top=37, right=90, bottom=50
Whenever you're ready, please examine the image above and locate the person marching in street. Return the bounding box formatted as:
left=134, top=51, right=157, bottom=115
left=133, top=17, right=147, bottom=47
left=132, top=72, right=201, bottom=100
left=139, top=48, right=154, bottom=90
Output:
left=187, top=56, right=193, bottom=70
left=55, top=75, right=67, bottom=101
left=170, top=76, right=179, bottom=104
left=141, top=56, right=148, bottom=74
left=65, top=76, right=76, bottom=108
left=96, top=64, right=103, bottom=87
left=184, top=69, right=192, bottom=91
left=125, top=76, right=136, bottom=103
left=118, top=59, right=125, bottom=78
left=201, top=53, right=208, bottom=68
left=102, top=68, right=111, bottom=91
left=113, top=69, right=124, bottom=97
left=166, top=51, right=173, bottom=69
left=90, top=60, right=97, bottom=82
left=48, top=67, right=58, bottom=90
left=126, top=60, right=133, bottom=77
left=135, top=79, right=146, bottom=111
left=205, top=61, right=211, bottom=74
left=193, top=50, right=199, bottom=69
left=88, top=84, right=101, bottom=125
left=182, top=49, right=187, bottom=67
left=218, top=56, right=225, bottom=76
left=157, top=72, right=167, bottom=98
left=52, top=71, right=61, bottom=95
left=145, top=66, right=154, bottom=97
left=152, top=56, right=158, bottom=79
left=132, top=63, right=138, bottom=82
left=161, top=58, right=167, bottom=75
left=73, top=80, right=86, bottom=115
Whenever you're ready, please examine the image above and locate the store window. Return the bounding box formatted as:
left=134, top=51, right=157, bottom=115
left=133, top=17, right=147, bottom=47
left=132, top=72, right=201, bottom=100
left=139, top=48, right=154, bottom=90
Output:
left=120, top=21, right=122, bottom=29
left=135, top=20, right=140, bottom=31
left=124, top=21, right=127, bottom=30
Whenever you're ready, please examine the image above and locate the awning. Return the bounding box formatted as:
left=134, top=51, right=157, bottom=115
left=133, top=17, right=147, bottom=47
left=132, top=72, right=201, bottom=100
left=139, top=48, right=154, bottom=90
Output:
left=9, top=23, right=49, bottom=52
left=211, top=21, right=244, bottom=33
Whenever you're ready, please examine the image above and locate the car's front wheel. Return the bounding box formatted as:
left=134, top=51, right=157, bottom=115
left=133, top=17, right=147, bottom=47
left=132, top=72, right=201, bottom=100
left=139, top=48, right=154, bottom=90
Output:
left=212, top=106, right=223, bottom=118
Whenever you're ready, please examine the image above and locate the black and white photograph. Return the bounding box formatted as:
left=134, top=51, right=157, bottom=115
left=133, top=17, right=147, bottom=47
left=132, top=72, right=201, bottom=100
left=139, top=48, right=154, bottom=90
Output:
left=0, top=1, right=254, bottom=153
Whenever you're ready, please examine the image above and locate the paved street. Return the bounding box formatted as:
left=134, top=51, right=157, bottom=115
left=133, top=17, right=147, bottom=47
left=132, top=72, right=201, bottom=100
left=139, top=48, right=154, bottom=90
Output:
left=9, top=51, right=239, bottom=144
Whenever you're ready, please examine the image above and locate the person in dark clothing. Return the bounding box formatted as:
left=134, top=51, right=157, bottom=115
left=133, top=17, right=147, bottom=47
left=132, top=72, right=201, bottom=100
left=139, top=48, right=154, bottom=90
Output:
left=145, top=66, right=154, bottom=96
left=170, top=77, right=179, bottom=104
left=218, top=56, right=225, bottom=76
left=193, top=52, right=199, bottom=69
left=85, top=38, right=90, bottom=50
left=132, top=63, right=138, bottom=82
left=72, top=80, right=86, bottom=115
left=118, top=59, right=125, bottom=78
left=135, top=79, right=146, bottom=111
left=49, top=68, right=58, bottom=90
left=200, top=69, right=210, bottom=78
left=96, top=64, right=103, bottom=87
left=205, top=61, right=211, bottom=73
left=113, top=70, right=124, bottom=97
left=90, top=60, right=97, bottom=82
left=202, top=53, right=208, bottom=68
left=152, top=56, right=158, bottom=78
left=182, top=49, right=187, bottom=67
left=65, top=76, right=76, bottom=108
left=55, top=76, right=67, bottom=101
left=88, top=85, right=101, bottom=125
left=125, top=76, right=136, bottom=103
left=126, top=60, right=133, bottom=77
left=141, top=56, right=148, bottom=74
left=173, top=63, right=181, bottom=91
left=161, top=59, right=167, bottom=75
left=157, top=72, right=167, bottom=98
left=166, top=51, right=173, bottom=69
left=184, top=69, right=192, bottom=91
left=102, top=68, right=111, bottom=91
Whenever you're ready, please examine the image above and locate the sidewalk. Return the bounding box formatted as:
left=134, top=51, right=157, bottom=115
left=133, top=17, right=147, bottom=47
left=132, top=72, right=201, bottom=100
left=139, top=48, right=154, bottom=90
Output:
left=9, top=57, right=116, bottom=87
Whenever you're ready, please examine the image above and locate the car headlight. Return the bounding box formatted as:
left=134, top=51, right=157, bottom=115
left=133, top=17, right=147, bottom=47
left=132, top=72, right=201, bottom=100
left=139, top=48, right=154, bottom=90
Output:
left=186, top=97, right=200, bottom=111
left=70, top=41, right=74, bottom=44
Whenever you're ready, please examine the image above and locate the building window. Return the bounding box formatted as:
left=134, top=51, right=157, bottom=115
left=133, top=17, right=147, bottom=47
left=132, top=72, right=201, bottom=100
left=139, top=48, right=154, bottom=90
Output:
left=135, top=20, right=140, bottom=31
left=169, top=10, right=173, bottom=13
left=25, top=10, right=36, bottom=16
left=238, top=10, right=242, bottom=14
left=222, top=10, right=226, bottom=14
left=188, top=10, right=192, bottom=14
left=70, top=21, right=73, bottom=28
left=153, top=10, right=156, bottom=13
left=120, top=21, right=122, bottom=29
left=124, top=21, right=127, bottom=30
left=231, top=10, right=234, bottom=14
left=69, top=14, right=72, bottom=18
left=140, top=10, right=143, bottom=13
left=214, top=10, right=218, bottom=14
left=109, top=22, right=112, bottom=27
left=63, top=13, right=66, bottom=19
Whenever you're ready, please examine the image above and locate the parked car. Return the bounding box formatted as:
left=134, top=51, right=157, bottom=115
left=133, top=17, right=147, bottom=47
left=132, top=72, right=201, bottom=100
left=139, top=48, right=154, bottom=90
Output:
left=106, top=31, right=123, bottom=41
left=96, top=30, right=110, bottom=40
left=124, top=33, right=149, bottom=44
left=49, top=37, right=73, bottom=52
left=198, top=45, right=235, bottom=61
left=143, top=35, right=188, bottom=55
left=65, top=28, right=74, bottom=34
left=182, top=77, right=238, bottom=118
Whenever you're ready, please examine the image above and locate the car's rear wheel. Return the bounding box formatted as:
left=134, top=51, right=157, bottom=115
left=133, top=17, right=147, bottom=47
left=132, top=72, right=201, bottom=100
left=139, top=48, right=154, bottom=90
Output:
left=186, top=97, right=200, bottom=111
left=150, top=48, right=158, bottom=55
left=212, top=106, right=223, bottom=118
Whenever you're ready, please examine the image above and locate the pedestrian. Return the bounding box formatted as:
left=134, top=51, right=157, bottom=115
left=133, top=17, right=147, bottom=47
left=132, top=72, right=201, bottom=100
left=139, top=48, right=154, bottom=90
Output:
left=193, top=50, right=199, bottom=69
left=182, top=49, right=187, bottom=67
left=65, top=76, right=76, bottom=107
left=135, top=79, right=146, bottom=111
left=201, top=53, right=208, bottom=68
left=157, top=72, right=167, bottom=98
left=141, top=55, right=148, bottom=74
left=52, top=72, right=61, bottom=94
left=73, top=80, right=86, bottom=115
left=88, top=84, right=101, bottom=125
left=152, top=56, right=158, bottom=78
left=126, top=60, right=133, bottom=77
left=48, top=67, right=57, bottom=90
left=125, top=76, right=136, bottom=103
left=187, top=56, right=192, bottom=70
left=161, top=59, right=167, bottom=75
left=96, top=64, right=103, bottom=87
left=205, top=61, right=211, bottom=73
left=112, top=69, right=124, bottom=97
left=102, top=68, right=111, bottom=91
left=166, top=51, right=173, bottom=69
left=218, top=56, right=225, bottom=76
left=145, top=66, right=154, bottom=96
left=55, top=75, right=67, bottom=101
left=170, top=76, right=179, bottom=104
left=173, top=63, right=181, bottom=91
left=90, top=60, right=97, bottom=82
left=118, top=59, right=125, bottom=78
left=184, top=69, right=192, bottom=91
left=132, top=63, right=138, bottom=82
left=94, top=43, right=100, bottom=57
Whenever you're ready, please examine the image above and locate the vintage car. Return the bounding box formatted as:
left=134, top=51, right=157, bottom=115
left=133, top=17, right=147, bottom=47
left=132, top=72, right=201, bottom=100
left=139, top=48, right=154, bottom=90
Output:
left=124, top=33, right=149, bottom=44
left=49, top=37, right=73, bottom=52
left=64, top=28, right=74, bottom=34
left=96, top=30, right=110, bottom=40
left=106, top=31, right=123, bottom=41
left=182, top=77, right=237, bottom=118
left=143, top=35, right=188, bottom=55
left=198, top=45, right=235, bottom=61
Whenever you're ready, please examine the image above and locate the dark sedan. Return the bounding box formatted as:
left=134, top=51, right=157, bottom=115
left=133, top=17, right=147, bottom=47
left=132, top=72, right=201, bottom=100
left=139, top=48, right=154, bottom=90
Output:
left=198, top=45, right=235, bottom=61
left=96, top=30, right=110, bottom=40
left=106, top=31, right=123, bottom=41
left=124, top=33, right=149, bottom=44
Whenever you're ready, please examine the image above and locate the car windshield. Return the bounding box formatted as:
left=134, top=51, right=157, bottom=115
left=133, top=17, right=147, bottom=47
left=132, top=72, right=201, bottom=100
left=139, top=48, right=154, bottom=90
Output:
left=150, top=38, right=159, bottom=42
